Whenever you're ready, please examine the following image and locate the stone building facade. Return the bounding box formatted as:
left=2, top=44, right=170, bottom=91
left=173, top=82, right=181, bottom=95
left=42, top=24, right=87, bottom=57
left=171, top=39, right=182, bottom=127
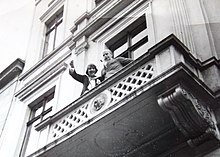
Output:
left=0, top=0, right=220, bottom=156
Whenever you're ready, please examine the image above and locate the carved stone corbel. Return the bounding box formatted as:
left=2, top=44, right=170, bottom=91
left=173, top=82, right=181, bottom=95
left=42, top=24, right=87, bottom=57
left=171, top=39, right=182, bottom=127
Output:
left=157, top=86, right=220, bottom=147
left=68, top=38, right=76, bottom=51
left=75, top=36, right=89, bottom=55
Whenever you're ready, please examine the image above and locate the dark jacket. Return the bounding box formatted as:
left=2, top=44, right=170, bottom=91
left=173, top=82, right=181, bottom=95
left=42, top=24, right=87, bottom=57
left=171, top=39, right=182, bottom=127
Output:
left=69, top=69, right=104, bottom=95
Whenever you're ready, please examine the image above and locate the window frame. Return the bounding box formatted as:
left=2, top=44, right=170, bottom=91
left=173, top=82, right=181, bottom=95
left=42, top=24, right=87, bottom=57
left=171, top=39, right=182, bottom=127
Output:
left=26, top=93, right=54, bottom=127
left=43, top=8, right=64, bottom=57
left=105, top=15, right=148, bottom=59
left=20, top=86, right=56, bottom=157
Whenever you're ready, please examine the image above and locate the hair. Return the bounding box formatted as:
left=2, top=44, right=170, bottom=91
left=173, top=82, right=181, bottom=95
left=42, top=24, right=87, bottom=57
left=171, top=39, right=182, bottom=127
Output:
left=86, top=64, right=98, bottom=76
left=102, top=49, right=114, bottom=58
left=103, top=49, right=112, bottom=53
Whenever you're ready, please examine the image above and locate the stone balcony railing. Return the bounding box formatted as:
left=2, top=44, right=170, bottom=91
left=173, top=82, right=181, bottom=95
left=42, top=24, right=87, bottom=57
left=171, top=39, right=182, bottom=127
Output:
left=28, top=34, right=220, bottom=157
left=50, top=63, right=154, bottom=140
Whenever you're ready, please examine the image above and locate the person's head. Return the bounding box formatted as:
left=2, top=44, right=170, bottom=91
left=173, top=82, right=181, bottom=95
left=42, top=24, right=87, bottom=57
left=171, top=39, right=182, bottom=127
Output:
left=86, top=64, right=98, bottom=77
left=102, top=49, right=113, bottom=62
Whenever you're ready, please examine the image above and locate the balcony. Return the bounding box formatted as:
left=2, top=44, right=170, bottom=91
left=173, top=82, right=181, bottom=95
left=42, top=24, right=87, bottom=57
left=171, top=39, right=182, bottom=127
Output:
left=28, top=34, right=220, bottom=157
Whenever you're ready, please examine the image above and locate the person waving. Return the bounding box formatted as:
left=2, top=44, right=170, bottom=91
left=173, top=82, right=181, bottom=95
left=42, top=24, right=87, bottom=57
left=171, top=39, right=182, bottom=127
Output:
left=69, top=61, right=104, bottom=95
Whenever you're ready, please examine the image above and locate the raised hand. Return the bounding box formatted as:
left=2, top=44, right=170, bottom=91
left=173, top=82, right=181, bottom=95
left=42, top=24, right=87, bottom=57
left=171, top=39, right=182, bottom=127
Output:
left=69, top=60, right=74, bottom=69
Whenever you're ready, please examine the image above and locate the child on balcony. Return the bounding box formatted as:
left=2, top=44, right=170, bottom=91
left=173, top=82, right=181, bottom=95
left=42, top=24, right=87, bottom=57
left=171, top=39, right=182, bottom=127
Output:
left=69, top=61, right=104, bottom=95
left=101, top=49, right=133, bottom=79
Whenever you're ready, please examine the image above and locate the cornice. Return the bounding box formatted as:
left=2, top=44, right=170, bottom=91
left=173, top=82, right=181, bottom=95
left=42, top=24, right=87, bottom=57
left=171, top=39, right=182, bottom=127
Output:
left=16, top=62, right=67, bottom=101
left=74, top=12, right=91, bottom=27
left=200, top=57, right=220, bottom=70
left=148, top=34, right=220, bottom=71
left=89, top=0, right=110, bottom=17
left=40, top=0, right=64, bottom=22
left=0, top=58, right=25, bottom=89
left=91, top=0, right=149, bottom=42
left=69, top=0, right=109, bottom=33
left=70, top=0, right=137, bottom=42
left=15, top=50, right=70, bottom=101
left=19, top=36, right=72, bottom=81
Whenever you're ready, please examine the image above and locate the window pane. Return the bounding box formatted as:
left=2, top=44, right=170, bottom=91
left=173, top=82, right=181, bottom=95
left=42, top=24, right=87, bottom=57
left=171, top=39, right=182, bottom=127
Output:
left=47, top=21, right=56, bottom=29
left=44, top=93, right=54, bottom=110
left=132, top=28, right=147, bottom=45
left=35, top=105, right=43, bottom=117
left=43, top=9, right=63, bottom=57
left=43, top=100, right=54, bottom=120
left=43, top=92, right=54, bottom=120
left=46, top=29, right=55, bottom=54
left=114, top=42, right=128, bottom=57
left=55, top=20, right=64, bottom=48
left=132, top=43, right=149, bottom=59
left=24, top=87, right=55, bottom=155
left=105, top=15, right=147, bottom=59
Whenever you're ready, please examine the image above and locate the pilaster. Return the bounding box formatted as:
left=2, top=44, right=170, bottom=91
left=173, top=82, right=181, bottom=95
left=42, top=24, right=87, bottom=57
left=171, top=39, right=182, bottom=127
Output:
left=169, top=0, right=196, bottom=57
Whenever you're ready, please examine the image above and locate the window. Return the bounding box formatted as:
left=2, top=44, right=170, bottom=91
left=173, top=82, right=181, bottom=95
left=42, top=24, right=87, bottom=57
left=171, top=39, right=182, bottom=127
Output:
left=105, top=15, right=148, bottom=59
left=43, top=8, right=64, bottom=57
left=21, top=87, right=55, bottom=156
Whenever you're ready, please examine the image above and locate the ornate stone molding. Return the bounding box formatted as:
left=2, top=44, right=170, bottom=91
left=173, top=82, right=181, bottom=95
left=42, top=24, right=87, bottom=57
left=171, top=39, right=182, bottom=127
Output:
left=158, top=86, right=220, bottom=147
left=75, top=36, right=89, bottom=55
left=89, top=90, right=111, bottom=114
left=68, top=39, right=76, bottom=51
left=70, top=0, right=135, bottom=43
left=39, top=0, right=64, bottom=22
left=15, top=62, right=68, bottom=101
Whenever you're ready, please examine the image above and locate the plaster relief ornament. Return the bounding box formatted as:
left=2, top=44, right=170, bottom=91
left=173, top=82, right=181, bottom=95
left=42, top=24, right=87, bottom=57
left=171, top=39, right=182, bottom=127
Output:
left=89, top=90, right=111, bottom=114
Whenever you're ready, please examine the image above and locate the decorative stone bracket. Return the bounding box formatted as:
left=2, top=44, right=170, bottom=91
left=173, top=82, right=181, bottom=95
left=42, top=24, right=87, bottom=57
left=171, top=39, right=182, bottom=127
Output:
left=74, top=36, right=89, bottom=55
left=157, top=86, right=220, bottom=147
